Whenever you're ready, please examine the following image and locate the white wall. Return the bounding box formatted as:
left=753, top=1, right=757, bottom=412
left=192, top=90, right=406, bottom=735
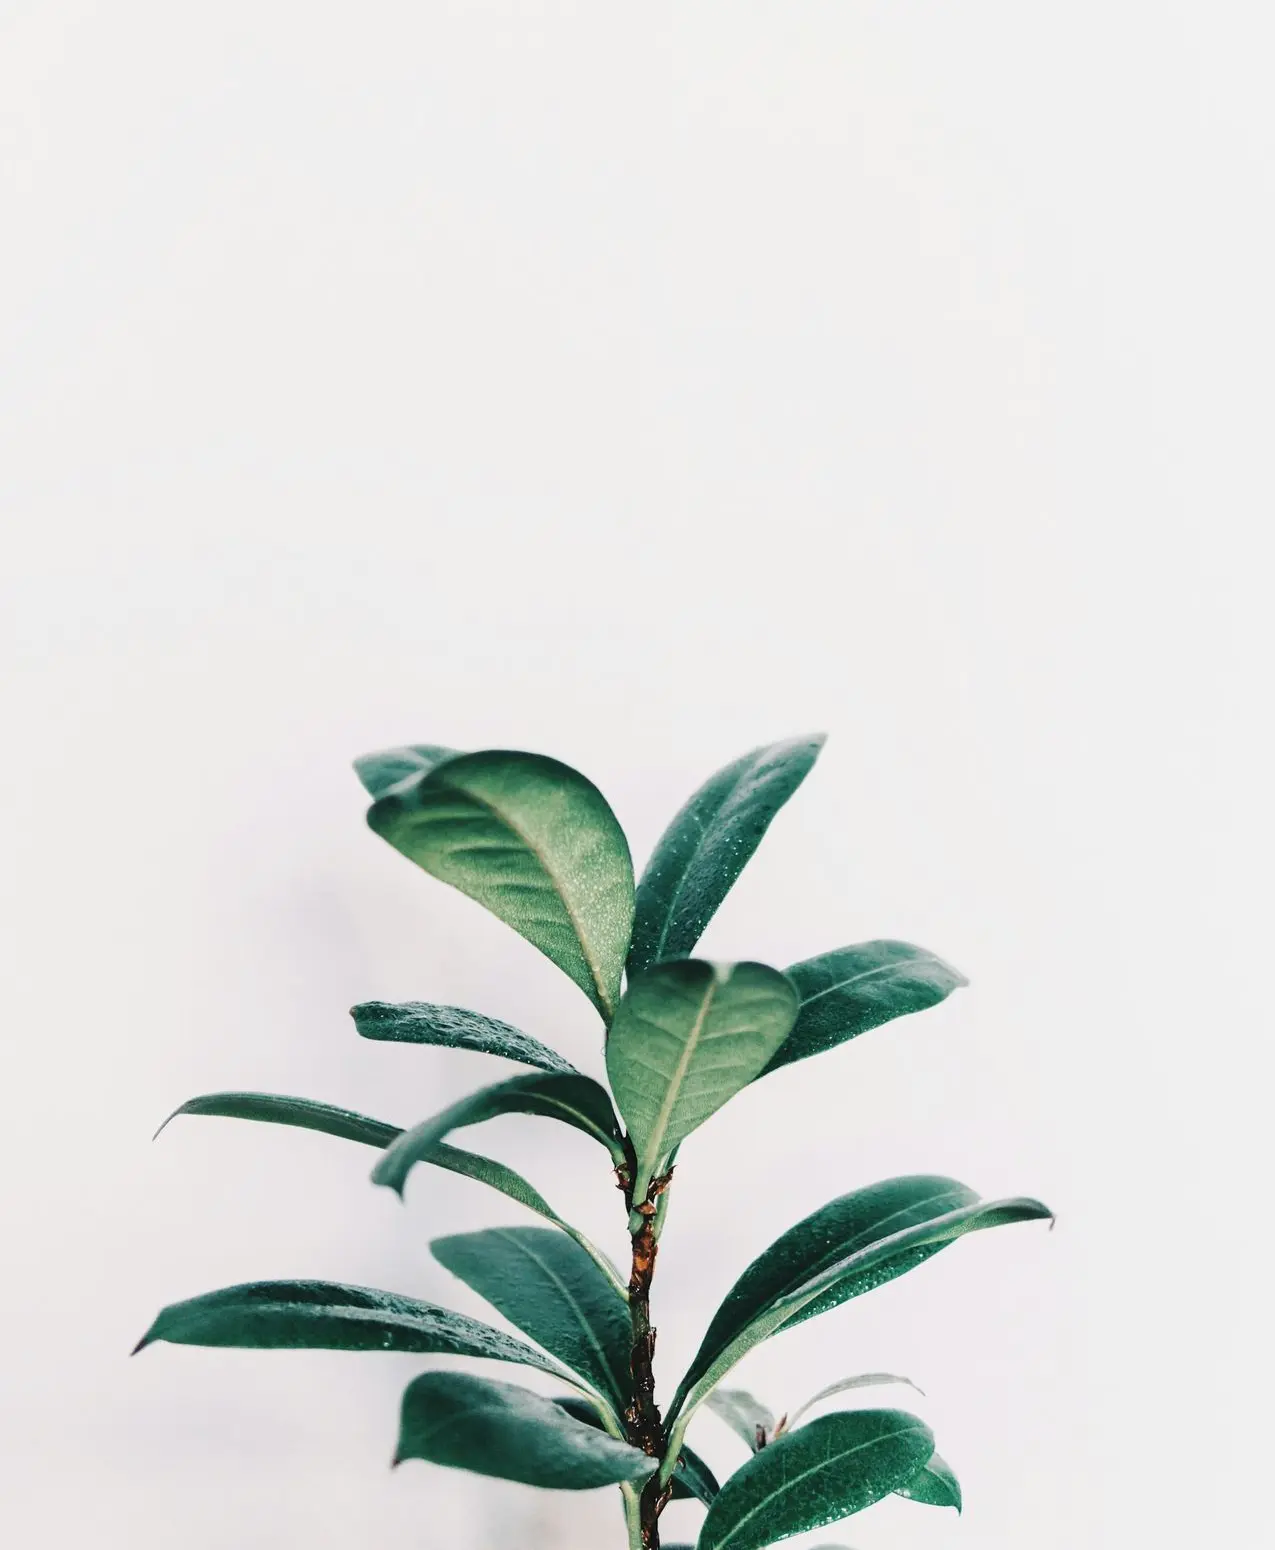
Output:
left=2, top=5, right=1269, bottom=1547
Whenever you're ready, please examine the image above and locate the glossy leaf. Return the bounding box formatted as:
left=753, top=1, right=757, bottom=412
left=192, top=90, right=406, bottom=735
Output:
left=896, top=1452, right=962, bottom=1511
left=704, top=1387, right=776, bottom=1452
left=628, top=736, right=824, bottom=976
left=352, top=999, right=576, bottom=1073
left=697, top=1409, right=935, bottom=1550
left=133, top=1280, right=572, bottom=1386
left=365, top=749, right=635, bottom=1018
left=354, top=744, right=459, bottom=799
left=373, top=1071, right=627, bottom=1196
left=155, top=1091, right=400, bottom=1149
left=431, top=1227, right=632, bottom=1410
left=666, top=1179, right=1052, bottom=1460
left=551, top=1397, right=720, bottom=1505
left=606, top=960, right=798, bottom=1199
left=394, top=1371, right=653, bottom=1489
left=156, top=1089, right=622, bottom=1290
left=787, top=1373, right=924, bottom=1428
left=764, top=941, right=967, bottom=1075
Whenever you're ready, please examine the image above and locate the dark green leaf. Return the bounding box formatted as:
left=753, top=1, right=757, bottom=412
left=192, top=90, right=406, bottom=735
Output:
left=157, top=1090, right=624, bottom=1291
left=354, top=744, right=460, bottom=798
left=697, top=1409, right=935, bottom=1550
left=704, top=1387, right=776, bottom=1452
left=431, top=1227, right=632, bottom=1410
left=366, top=749, right=634, bottom=1018
left=133, top=1280, right=571, bottom=1386
left=787, top=1373, right=923, bottom=1428
left=764, top=941, right=967, bottom=1075
left=352, top=999, right=576, bottom=1074
left=628, top=736, right=824, bottom=976
left=606, top=960, right=797, bottom=1201
left=373, top=1072, right=627, bottom=1196
left=551, top=1397, right=719, bottom=1505
left=896, top=1452, right=961, bottom=1512
left=394, top=1371, right=653, bottom=1489
left=666, top=1179, right=1051, bottom=1460
left=155, top=1091, right=400, bottom=1149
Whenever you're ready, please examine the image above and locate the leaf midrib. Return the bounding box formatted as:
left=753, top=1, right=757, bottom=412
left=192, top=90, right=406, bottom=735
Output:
left=433, top=771, right=616, bottom=1017
left=638, top=973, right=720, bottom=1178
left=646, top=759, right=757, bottom=964
left=709, top=1422, right=929, bottom=1550
left=491, top=1229, right=626, bottom=1402
left=795, top=951, right=948, bottom=1008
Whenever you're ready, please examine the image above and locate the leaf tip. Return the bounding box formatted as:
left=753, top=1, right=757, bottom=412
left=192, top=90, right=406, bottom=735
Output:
left=130, top=1333, right=152, bottom=1356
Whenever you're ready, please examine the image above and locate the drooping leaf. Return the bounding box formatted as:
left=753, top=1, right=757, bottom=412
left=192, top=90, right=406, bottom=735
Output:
left=157, top=1090, right=625, bottom=1292
left=697, top=1409, right=935, bottom=1550
left=155, top=1091, right=400, bottom=1149
left=606, top=960, right=798, bottom=1200
left=763, top=941, right=967, bottom=1076
left=627, top=736, right=824, bottom=977
left=896, top=1452, right=962, bottom=1512
left=394, top=1371, right=653, bottom=1489
left=365, top=749, right=635, bottom=1018
left=373, top=1071, right=627, bottom=1196
left=354, top=744, right=460, bottom=799
left=551, top=1397, right=720, bottom=1505
left=133, top=1280, right=573, bottom=1387
left=431, top=1227, right=632, bottom=1410
left=787, top=1373, right=924, bottom=1428
left=666, top=1180, right=1051, bottom=1456
left=352, top=999, right=576, bottom=1073
left=704, top=1387, right=776, bottom=1452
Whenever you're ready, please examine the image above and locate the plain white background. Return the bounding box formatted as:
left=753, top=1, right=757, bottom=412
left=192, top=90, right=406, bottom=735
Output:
left=2, top=3, right=1270, bottom=1546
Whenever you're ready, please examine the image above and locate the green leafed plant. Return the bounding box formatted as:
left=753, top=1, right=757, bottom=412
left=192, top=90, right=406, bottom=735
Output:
left=137, top=736, right=1051, bottom=1548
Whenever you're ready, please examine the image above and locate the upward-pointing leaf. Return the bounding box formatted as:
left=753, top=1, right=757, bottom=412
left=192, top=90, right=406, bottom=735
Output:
left=156, top=1090, right=623, bottom=1292
left=606, top=960, right=798, bottom=1201
left=431, top=1227, right=632, bottom=1412
left=628, top=736, right=824, bottom=976
left=372, top=1071, right=627, bottom=1196
left=365, top=749, right=635, bottom=1018
left=352, top=1000, right=577, bottom=1074
left=704, top=1388, right=776, bottom=1452
left=697, top=1409, right=935, bottom=1550
left=787, top=1373, right=924, bottom=1428
left=665, top=1178, right=1051, bottom=1460
left=133, top=1280, right=575, bottom=1388
left=354, top=744, right=460, bottom=799
left=394, top=1372, right=653, bottom=1489
left=763, top=941, right=967, bottom=1076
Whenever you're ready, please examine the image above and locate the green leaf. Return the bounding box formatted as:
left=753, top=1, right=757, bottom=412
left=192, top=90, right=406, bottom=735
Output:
left=431, top=1227, right=632, bottom=1411
left=787, top=1373, right=924, bottom=1428
left=365, top=749, right=635, bottom=1018
left=155, top=1091, right=400, bottom=1149
left=551, top=1397, right=720, bottom=1505
left=354, top=744, right=460, bottom=798
left=697, top=1409, right=935, bottom=1550
left=627, top=736, right=824, bottom=976
left=896, top=1451, right=962, bottom=1512
left=373, top=1071, right=627, bottom=1196
left=133, top=1280, right=573, bottom=1387
left=704, top=1387, right=776, bottom=1452
left=606, top=960, right=798, bottom=1200
left=394, top=1371, right=653, bottom=1489
left=764, top=941, right=967, bottom=1076
left=665, top=1179, right=1051, bottom=1465
left=157, top=1090, right=624, bottom=1293
left=352, top=999, right=576, bottom=1074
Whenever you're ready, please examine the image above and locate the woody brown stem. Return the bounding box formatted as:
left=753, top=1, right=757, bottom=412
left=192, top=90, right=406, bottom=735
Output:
left=622, top=1164, right=675, bottom=1548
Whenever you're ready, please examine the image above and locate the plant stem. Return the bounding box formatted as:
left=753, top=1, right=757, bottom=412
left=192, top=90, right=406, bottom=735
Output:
left=623, top=1164, right=674, bottom=1549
